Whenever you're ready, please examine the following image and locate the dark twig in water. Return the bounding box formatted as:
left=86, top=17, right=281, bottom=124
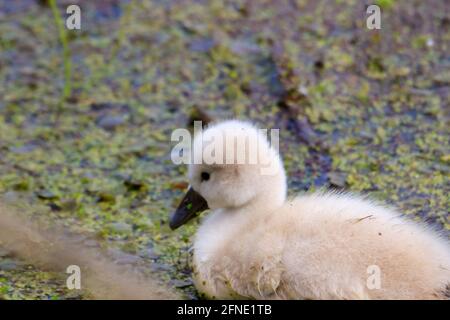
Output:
left=188, top=105, right=215, bottom=128
left=270, top=41, right=317, bottom=147
left=270, top=40, right=332, bottom=187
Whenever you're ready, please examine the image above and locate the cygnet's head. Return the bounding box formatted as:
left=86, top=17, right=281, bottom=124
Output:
left=170, top=120, right=287, bottom=230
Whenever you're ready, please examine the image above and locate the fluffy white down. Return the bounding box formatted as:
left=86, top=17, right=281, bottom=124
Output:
left=186, top=120, right=450, bottom=300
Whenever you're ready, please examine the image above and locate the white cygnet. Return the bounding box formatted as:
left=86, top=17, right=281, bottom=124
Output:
left=170, top=120, right=450, bottom=300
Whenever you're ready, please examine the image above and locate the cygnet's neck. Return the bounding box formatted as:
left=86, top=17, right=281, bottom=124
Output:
left=249, top=186, right=286, bottom=212
left=226, top=177, right=287, bottom=218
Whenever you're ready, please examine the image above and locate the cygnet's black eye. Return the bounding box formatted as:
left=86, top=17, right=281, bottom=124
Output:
left=201, top=172, right=210, bottom=182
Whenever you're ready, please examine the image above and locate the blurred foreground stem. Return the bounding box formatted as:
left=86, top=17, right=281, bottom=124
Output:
left=49, top=0, right=72, bottom=108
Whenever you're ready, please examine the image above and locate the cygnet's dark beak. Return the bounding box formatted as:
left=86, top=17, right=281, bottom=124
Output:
left=169, top=187, right=209, bottom=230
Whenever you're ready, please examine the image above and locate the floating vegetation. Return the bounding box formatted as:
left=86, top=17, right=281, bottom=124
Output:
left=0, top=0, right=448, bottom=299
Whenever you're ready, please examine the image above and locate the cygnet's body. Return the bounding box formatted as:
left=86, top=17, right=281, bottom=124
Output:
left=170, top=120, right=450, bottom=300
